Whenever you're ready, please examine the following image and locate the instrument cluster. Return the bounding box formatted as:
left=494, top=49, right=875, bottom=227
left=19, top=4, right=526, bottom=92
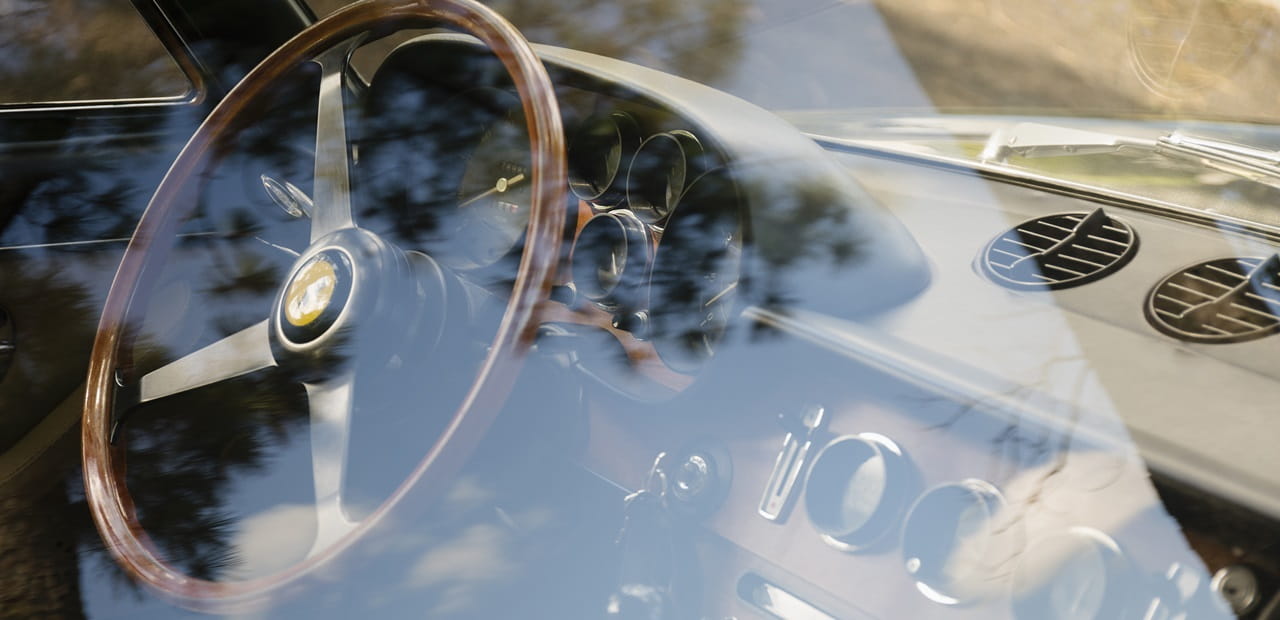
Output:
left=561, top=106, right=745, bottom=380
left=359, top=34, right=749, bottom=396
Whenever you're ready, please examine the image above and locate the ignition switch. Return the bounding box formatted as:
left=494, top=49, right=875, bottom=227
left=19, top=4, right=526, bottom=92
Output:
left=667, top=441, right=732, bottom=517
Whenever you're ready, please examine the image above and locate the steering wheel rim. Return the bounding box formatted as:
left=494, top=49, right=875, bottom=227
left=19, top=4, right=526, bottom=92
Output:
left=81, top=0, right=566, bottom=611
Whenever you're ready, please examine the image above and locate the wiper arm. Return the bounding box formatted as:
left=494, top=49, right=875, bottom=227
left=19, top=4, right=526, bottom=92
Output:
left=980, top=122, right=1280, bottom=188
left=1156, top=132, right=1280, bottom=184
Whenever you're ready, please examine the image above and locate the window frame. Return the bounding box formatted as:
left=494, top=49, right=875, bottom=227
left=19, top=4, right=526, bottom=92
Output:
left=0, top=0, right=206, bottom=114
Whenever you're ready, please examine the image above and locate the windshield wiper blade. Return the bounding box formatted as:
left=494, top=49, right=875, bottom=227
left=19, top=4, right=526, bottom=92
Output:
left=980, top=122, right=1280, bottom=188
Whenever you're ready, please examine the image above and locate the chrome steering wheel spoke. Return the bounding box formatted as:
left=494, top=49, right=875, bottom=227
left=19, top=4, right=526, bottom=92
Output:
left=303, top=373, right=359, bottom=557
left=309, top=35, right=366, bottom=243
left=136, top=320, right=276, bottom=405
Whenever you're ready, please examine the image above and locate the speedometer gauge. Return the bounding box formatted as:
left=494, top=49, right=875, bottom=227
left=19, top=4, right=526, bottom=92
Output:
left=451, top=90, right=533, bottom=269
left=647, top=169, right=743, bottom=373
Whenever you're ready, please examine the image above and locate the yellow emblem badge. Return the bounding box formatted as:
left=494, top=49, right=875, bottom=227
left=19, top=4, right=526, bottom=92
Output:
left=284, top=257, right=338, bottom=327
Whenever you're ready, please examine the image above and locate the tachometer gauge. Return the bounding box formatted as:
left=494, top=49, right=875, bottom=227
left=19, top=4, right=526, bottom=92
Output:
left=647, top=169, right=743, bottom=373
left=451, top=91, right=533, bottom=269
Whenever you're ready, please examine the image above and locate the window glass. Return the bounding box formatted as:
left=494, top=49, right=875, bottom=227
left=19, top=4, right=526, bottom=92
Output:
left=310, top=0, right=1280, bottom=123
left=0, top=0, right=192, bottom=105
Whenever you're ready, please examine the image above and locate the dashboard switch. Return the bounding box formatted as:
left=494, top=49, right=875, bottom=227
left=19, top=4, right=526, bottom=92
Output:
left=758, top=404, right=826, bottom=522
left=612, top=310, right=650, bottom=340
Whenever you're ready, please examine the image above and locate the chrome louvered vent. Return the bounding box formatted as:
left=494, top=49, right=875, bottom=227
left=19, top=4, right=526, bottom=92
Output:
left=982, top=208, right=1139, bottom=290
left=1147, top=255, right=1280, bottom=344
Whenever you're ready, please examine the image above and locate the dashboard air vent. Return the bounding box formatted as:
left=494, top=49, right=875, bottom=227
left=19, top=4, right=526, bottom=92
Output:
left=982, top=208, right=1138, bottom=290
left=1147, top=255, right=1280, bottom=344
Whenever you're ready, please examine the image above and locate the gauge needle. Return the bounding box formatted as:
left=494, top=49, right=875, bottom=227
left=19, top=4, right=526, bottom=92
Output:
left=703, top=281, right=738, bottom=308
left=459, top=173, right=526, bottom=208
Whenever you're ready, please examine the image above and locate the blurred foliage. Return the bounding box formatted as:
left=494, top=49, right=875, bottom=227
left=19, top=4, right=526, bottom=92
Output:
left=311, top=0, right=747, bottom=90
left=0, top=0, right=191, bottom=104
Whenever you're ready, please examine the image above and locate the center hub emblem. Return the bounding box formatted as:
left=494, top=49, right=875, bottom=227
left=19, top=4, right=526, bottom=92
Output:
left=285, top=257, right=338, bottom=326
left=279, top=250, right=352, bottom=342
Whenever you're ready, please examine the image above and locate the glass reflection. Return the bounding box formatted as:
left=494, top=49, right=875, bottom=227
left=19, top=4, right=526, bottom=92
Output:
left=0, top=0, right=1268, bottom=618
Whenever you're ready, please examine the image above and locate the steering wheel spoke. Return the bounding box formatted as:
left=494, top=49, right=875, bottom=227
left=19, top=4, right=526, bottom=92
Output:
left=136, top=320, right=275, bottom=405
left=304, top=374, right=359, bottom=557
left=310, top=35, right=365, bottom=243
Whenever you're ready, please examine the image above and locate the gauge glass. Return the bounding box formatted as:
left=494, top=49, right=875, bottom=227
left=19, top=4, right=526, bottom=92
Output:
left=571, top=211, right=648, bottom=305
left=451, top=91, right=533, bottom=269
left=648, top=169, right=742, bottom=373
left=804, top=433, right=914, bottom=552
left=901, top=480, right=1021, bottom=605
left=1011, top=528, right=1128, bottom=620
left=627, top=130, right=701, bottom=222
left=568, top=112, right=637, bottom=204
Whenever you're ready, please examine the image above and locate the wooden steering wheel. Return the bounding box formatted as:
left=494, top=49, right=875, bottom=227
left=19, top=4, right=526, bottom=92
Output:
left=81, top=0, right=565, bottom=611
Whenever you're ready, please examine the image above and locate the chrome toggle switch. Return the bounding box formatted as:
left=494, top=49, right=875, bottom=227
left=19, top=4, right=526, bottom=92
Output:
left=758, top=404, right=826, bottom=522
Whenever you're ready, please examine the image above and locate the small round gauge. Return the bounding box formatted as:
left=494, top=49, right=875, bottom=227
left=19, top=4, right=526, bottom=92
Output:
left=568, top=112, right=639, bottom=205
left=901, top=480, right=1023, bottom=605
left=804, top=434, right=913, bottom=552
left=570, top=211, right=650, bottom=306
left=647, top=169, right=743, bottom=373
left=451, top=92, right=533, bottom=269
left=627, top=130, right=703, bottom=222
left=1011, top=528, right=1133, bottom=620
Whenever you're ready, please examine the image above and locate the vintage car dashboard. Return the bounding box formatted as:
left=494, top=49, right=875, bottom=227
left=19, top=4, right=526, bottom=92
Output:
left=458, top=37, right=1275, bottom=620
left=350, top=37, right=1280, bottom=619
left=1, top=28, right=1277, bottom=620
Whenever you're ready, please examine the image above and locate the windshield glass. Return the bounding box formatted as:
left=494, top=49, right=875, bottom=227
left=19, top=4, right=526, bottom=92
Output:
left=313, top=0, right=1280, bottom=121
left=6, top=1, right=1280, bottom=619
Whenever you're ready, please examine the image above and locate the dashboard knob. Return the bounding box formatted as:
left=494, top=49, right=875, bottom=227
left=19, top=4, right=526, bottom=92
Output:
left=1212, top=565, right=1262, bottom=616
left=612, top=310, right=650, bottom=340
left=1145, top=562, right=1235, bottom=619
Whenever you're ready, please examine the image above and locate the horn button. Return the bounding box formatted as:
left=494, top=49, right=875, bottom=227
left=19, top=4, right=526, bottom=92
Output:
left=271, top=228, right=449, bottom=374
left=280, top=249, right=352, bottom=343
